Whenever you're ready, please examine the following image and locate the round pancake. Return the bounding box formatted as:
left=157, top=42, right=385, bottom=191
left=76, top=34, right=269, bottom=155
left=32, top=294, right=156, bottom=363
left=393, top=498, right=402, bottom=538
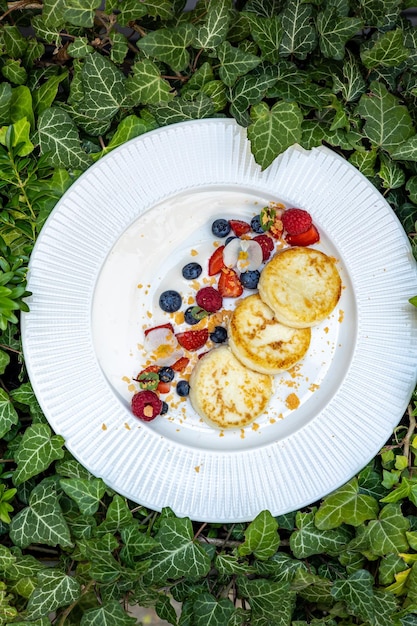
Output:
left=228, top=294, right=311, bottom=374
left=189, top=345, right=273, bottom=430
left=258, top=247, right=342, bottom=328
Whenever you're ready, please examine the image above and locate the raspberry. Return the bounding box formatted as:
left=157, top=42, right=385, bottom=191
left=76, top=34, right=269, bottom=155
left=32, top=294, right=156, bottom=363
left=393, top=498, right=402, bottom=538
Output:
left=195, top=286, right=223, bottom=312
left=131, top=390, right=162, bottom=421
left=252, top=234, right=274, bottom=262
left=281, top=208, right=312, bottom=236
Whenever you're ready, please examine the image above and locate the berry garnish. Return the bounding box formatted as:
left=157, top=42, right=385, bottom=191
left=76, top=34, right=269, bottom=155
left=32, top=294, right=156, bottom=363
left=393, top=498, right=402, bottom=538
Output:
left=176, top=328, right=209, bottom=351
left=229, top=219, right=251, bottom=237
left=159, top=366, right=175, bottom=383
left=225, top=235, right=237, bottom=245
left=212, top=219, right=231, bottom=238
left=259, top=206, right=276, bottom=231
left=218, top=268, right=243, bottom=298
left=157, top=380, right=171, bottom=394
left=136, top=370, right=159, bottom=390
left=184, top=306, right=207, bottom=325
left=171, top=356, right=190, bottom=372
left=196, top=286, right=223, bottom=312
left=250, top=214, right=264, bottom=233
left=282, top=208, right=313, bottom=235
left=144, top=323, right=174, bottom=336
left=176, top=380, right=190, bottom=396
left=208, top=246, right=225, bottom=276
left=159, top=290, right=182, bottom=312
left=285, top=224, right=320, bottom=246
left=210, top=326, right=227, bottom=343
left=160, top=401, right=169, bottom=415
left=252, top=234, right=274, bottom=262
left=131, top=390, right=162, bottom=421
left=240, top=270, right=260, bottom=289
left=182, top=262, right=202, bottom=280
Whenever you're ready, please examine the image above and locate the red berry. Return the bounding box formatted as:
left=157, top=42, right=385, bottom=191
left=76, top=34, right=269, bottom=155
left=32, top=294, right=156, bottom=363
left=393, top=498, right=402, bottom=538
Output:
left=217, top=268, right=243, bottom=298
left=285, top=224, right=320, bottom=246
left=252, top=234, right=274, bottom=262
left=144, top=323, right=174, bottom=336
left=195, top=286, right=223, bottom=312
left=171, top=356, right=190, bottom=372
left=131, top=390, right=162, bottom=421
left=282, top=208, right=312, bottom=236
left=229, top=219, right=251, bottom=237
left=176, top=328, right=209, bottom=351
left=208, top=246, right=225, bottom=276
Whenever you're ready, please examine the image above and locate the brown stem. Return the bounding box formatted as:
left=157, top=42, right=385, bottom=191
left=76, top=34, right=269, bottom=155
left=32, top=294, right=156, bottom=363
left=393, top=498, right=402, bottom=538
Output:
left=57, top=580, right=95, bottom=626
left=0, top=0, right=42, bottom=21
left=404, top=404, right=416, bottom=464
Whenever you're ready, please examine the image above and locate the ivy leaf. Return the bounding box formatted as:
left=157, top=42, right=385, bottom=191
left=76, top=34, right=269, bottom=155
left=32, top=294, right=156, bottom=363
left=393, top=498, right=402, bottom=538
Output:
left=59, top=478, right=106, bottom=516
left=144, top=517, right=211, bottom=585
left=244, top=15, right=282, bottom=63
left=10, top=382, right=44, bottom=423
left=192, top=592, right=236, bottom=626
left=80, top=601, right=137, bottom=626
left=229, top=66, right=279, bottom=125
left=32, top=71, right=68, bottom=116
left=391, top=135, right=417, bottom=162
left=41, top=0, right=66, bottom=27
left=193, top=0, right=232, bottom=49
left=290, top=510, right=351, bottom=559
left=94, top=114, right=155, bottom=160
left=360, top=0, right=401, bottom=28
left=150, top=93, right=215, bottom=126
left=215, top=554, right=256, bottom=575
left=26, top=569, right=81, bottom=619
left=217, top=40, right=261, bottom=87
left=63, top=0, right=101, bottom=28
left=291, top=569, right=333, bottom=605
left=238, top=510, right=280, bottom=560
left=378, top=154, right=405, bottom=189
left=9, top=481, right=72, bottom=549
left=79, top=53, right=126, bottom=121
left=0, top=388, right=18, bottom=439
left=247, top=100, right=303, bottom=169
left=314, top=478, right=379, bottom=529
left=237, top=577, right=296, bottom=625
left=356, top=80, right=415, bottom=152
left=119, top=522, right=159, bottom=566
left=365, top=503, right=410, bottom=555
left=331, top=569, right=375, bottom=623
left=38, top=107, right=92, bottom=170
left=333, top=50, right=367, bottom=102
left=317, top=8, right=363, bottom=60
left=279, top=0, right=317, bottom=60
left=125, top=60, right=174, bottom=106
left=136, top=24, right=195, bottom=73
left=0, top=82, right=12, bottom=125
left=361, top=29, right=409, bottom=69
left=13, top=423, right=65, bottom=486
left=96, top=494, right=133, bottom=534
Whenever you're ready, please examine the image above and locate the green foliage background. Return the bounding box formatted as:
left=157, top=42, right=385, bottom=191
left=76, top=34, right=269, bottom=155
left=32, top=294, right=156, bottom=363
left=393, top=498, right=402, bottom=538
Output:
left=1, top=0, right=417, bottom=623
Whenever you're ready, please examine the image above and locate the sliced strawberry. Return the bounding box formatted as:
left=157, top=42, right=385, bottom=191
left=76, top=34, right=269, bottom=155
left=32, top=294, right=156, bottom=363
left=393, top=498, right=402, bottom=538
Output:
left=252, top=234, right=274, bottom=262
left=229, top=219, right=251, bottom=237
left=218, top=268, right=243, bottom=298
left=144, top=323, right=174, bottom=336
left=285, top=224, right=320, bottom=246
left=208, top=245, right=225, bottom=276
left=171, top=356, right=190, bottom=372
left=176, top=328, right=209, bottom=351
left=157, top=380, right=171, bottom=394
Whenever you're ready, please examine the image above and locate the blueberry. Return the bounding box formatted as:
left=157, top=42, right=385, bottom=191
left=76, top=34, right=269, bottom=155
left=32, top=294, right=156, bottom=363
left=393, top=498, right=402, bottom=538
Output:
left=160, top=401, right=169, bottom=415
left=212, top=219, right=231, bottom=238
left=159, top=366, right=174, bottom=383
left=240, top=270, right=260, bottom=289
left=210, top=326, right=227, bottom=343
left=225, top=235, right=238, bottom=245
left=159, top=290, right=182, bottom=312
left=251, top=214, right=264, bottom=233
left=184, top=306, right=207, bottom=325
left=176, top=380, right=190, bottom=396
left=182, top=262, right=202, bottom=280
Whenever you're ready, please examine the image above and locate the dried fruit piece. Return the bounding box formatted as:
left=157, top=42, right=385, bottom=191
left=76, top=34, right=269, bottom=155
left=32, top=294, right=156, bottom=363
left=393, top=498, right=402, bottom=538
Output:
left=176, top=328, right=209, bottom=351
left=282, top=208, right=313, bottom=235
left=131, top=390, right=162, bottom=421
left=196, top=286, right=223, bottom=312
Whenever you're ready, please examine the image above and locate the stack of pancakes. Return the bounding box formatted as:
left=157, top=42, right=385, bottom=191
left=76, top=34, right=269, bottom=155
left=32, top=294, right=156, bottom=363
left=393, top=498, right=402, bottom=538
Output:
left=189, top=247, right=342, bottom=430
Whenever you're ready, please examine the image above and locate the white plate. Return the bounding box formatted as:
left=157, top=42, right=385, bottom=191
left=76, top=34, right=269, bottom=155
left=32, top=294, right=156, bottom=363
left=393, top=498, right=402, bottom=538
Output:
left=22, top=119, right=417, bottom=522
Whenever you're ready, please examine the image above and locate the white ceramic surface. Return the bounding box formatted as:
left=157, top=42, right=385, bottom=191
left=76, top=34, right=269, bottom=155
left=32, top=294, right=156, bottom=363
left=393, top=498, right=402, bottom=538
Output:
left=22, top=119, right=417, bottom=522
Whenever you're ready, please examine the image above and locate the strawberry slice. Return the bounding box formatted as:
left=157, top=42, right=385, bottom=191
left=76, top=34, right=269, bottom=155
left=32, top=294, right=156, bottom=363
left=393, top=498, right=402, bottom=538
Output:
left=229, top=219, right=251, bottom=237
left=157, top=380, right=171, bottom=394
left=208, top=245, right=225, bottom=276
left=285, top=224, right=320, bottom=246
left=171, top=356, right=190, bottom=372
left=218, top=268, right=243, bottom=298
left=176, top=328, right=209, bottom=351
left=144, top=323, right=174, bottom=336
